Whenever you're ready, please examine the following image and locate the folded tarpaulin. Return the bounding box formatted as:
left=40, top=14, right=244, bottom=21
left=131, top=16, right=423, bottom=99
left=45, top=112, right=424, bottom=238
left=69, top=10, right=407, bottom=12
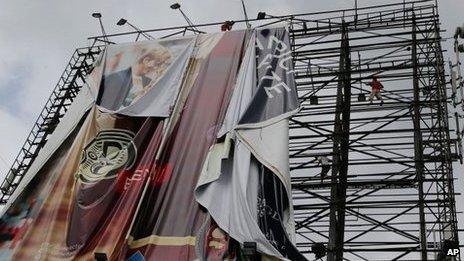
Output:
left=195, top=27, right=305, bottom=260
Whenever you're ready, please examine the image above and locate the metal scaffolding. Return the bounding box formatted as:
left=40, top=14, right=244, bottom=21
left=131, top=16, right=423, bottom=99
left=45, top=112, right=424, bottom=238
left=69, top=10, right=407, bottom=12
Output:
left=289, top=1, right=461, bottom=260
left=0, top=0, right=460, bottom=260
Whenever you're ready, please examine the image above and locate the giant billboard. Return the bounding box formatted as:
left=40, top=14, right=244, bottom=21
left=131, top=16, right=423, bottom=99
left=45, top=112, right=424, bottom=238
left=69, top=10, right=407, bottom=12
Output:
left=0, top=28, right=304, bottom=261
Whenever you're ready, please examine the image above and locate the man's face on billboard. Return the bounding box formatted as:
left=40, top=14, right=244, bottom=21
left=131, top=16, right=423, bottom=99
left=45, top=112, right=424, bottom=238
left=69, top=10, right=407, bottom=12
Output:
left=135, top=55, right=157, bottom=77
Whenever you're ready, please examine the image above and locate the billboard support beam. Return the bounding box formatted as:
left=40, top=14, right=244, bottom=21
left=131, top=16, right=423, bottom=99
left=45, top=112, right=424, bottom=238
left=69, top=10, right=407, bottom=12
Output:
left=411, top=13, right=428, bottom=261
left=327, top=20, right=351, bottom=261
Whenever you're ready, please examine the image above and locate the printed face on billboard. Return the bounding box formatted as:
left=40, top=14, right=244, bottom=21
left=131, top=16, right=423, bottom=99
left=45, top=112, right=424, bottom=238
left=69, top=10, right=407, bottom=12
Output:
left=97, top=42, right=174, bottom=110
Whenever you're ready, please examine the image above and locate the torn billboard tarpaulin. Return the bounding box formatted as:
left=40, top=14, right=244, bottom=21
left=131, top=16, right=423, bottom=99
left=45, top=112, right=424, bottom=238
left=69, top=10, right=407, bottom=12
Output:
left=235, top=29, right=300, bottom=258
left=0, top=28, right=305, bottom=260
left=96, top=37, right=195, bottom=117
left=195, top=28, right=305, bottom=260
left=128, top=30, right=247, bottom=260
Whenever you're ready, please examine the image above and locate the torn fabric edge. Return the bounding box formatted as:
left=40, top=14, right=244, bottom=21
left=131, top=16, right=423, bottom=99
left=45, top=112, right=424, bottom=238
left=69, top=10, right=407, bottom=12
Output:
left=234, top=27, right=300, bottom=239
left=195, top=32, right=289, bottom=259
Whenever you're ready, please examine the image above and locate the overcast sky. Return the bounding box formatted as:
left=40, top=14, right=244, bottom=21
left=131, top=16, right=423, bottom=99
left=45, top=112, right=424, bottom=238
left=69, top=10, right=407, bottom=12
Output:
left=0, top=0, right=463, bottom=252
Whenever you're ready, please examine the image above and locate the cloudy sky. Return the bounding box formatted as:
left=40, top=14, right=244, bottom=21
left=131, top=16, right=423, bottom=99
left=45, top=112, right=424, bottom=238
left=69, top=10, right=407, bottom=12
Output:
left=0, top=0, right=463, bottom=249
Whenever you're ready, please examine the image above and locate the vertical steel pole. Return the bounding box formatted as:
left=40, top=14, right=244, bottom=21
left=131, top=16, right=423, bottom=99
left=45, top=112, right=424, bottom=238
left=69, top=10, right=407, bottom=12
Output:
left=327, top=21, right=351, bottom=261
left=411, top=14, right=428, bottom=261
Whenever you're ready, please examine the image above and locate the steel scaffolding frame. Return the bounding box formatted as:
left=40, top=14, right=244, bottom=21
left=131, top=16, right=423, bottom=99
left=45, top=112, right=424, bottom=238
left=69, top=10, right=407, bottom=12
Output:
left=0, top=1, right=460, bottom=260
left=289, top=1, right=461, bottom=260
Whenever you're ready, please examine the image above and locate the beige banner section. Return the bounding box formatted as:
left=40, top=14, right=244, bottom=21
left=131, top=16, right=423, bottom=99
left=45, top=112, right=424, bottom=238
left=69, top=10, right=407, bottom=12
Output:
left=127, top=235, right=196, bottom=249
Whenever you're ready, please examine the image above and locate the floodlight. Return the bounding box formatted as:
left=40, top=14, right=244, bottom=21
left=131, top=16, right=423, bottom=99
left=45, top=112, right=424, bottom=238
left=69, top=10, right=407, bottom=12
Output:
left=169, top=3, right=203, bottom=34
left=91, top=12, right=108, bottom=43
left=115, top=19, right=154, bottom=40
left=170, top=3, right=181, bottom=9
left=117, top=18, right=127, bottom=26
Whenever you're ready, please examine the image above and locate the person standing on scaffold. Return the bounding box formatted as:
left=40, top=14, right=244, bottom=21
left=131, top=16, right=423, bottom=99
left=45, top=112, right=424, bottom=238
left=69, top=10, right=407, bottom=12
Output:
left=367, top=76, right=384, bottom=105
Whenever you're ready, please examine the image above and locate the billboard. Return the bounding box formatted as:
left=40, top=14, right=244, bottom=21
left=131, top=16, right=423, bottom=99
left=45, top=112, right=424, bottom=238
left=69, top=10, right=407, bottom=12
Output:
left=0, top=28, right=304, bottom=260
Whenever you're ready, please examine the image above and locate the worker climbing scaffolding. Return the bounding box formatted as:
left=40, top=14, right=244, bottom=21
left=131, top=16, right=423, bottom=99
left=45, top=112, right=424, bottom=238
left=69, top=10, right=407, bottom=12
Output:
left=366, top=76, right=384, bottom=105
left=316, top=156, right=331, bottom=183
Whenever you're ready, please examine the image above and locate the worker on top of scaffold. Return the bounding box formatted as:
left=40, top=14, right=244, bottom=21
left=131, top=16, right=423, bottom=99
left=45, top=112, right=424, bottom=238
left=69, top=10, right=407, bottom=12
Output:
left=366, top=76, right=384, bottom=105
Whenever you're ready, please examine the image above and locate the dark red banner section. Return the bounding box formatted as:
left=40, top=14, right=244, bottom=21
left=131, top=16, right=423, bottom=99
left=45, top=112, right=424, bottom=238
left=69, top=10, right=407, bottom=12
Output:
left=128, top=31, right=247, bottom=260
left=89, top=119, right=164, bottom=260
left=67, top=118, right=156, bottom=252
